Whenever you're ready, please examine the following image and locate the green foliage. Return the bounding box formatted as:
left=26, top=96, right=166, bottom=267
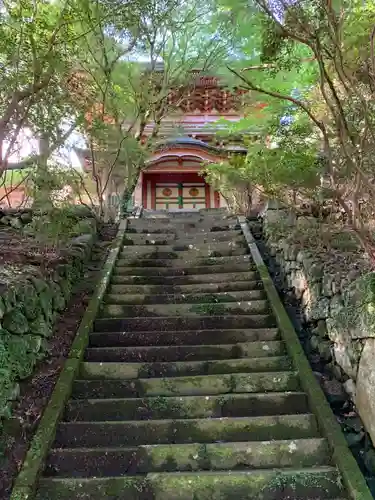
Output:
left=206, top=105, right=322, bottom=204
left=24, top=209, right=84, bottom=247
left=0, top=169, right=32, bottom=188
left=0, top=0, right=89, bottom=171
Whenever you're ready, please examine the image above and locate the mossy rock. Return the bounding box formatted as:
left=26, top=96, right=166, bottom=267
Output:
left=38, top=288, right=53, bottom=322
left=3, top=308, right=29, bottom=335
left=3, top=334, right=37, bottom=379
left=66, top=261, right=81, bottom=283
left=0, top=327, right=10, bottom=338
left=29, top=315, right=51, bottom=338
left=0, top=297, right=5, bottom=319
left=20, top=212, right=32, bottom=223
left=3, top=286, right=17, bottom=313
left=59, top=278, right=72, bottom=301
left=50, top=281, right=65, bottom=312
left=69, top=246, right=86, bottom=260
left=23, top=334, right=43, bottom=354
left=71, top=219, right=96, bottom=237
left=56, top=263, right=69, bottom=279
left=9, top=217, right=23, bottom=230
left=62, top=205, right=95, bottom=219
left=0, top=377, right=16, bottom=419
left=71, top=232, right=95, bottom=248
left=20, top=282, right=41, bottom=320
left=29, top=276, right=48, bottom=294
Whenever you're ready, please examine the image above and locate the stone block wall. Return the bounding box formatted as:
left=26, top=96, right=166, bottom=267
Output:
left=0, top=216, right=97, bottom=430
left=262, top=208, right=375, bottom=445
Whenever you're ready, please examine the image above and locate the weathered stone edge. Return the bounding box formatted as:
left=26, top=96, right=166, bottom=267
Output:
left=239, top=216, right=373, bottom=500
left=10, top=219, right=128, bottom=500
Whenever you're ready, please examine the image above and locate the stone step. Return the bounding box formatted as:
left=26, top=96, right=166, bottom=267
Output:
left=115, top=255, right=253, bottom=268
left=79, top=356, right=291, bottom=380
left=65, top=391, right=305, bottom=421
left=110, top=271, right=258, bottom=286
left=100, top=300, right=270, bottom=319
left=94, top=315, right=277, bottom=333
left=108, top=280, right=263, bottom=296
left=89, top=328, right=279, bottom=347
left=45, top=438, right=330, bottom=478
left=84, top=340, right=285, bottom=363
left=36, top=467, right=344, bottom=499
left=123, top=230, right=243, bottom=244
left=103, top=290, right=266, bottom=306
left=112, top=262, right=255, bottom=277
left=53, top=414, right=320, bottom=448
left=126, top=222, right=240, bottom=233
left=140, top=209, right=230, bottom=219
left=121, top=239, right=247, bottom=251
left=119, top=246, right=249, bottom=259
left=71, top=372, right=299, bottom=400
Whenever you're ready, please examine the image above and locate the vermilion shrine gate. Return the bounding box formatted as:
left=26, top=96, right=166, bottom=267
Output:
left=78, top=72, right=265, bottom=211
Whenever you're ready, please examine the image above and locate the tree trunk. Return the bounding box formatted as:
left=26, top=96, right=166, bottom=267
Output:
left=33, top=134, right=53, bottom=210
left=120, top=165, right=143, bottom=217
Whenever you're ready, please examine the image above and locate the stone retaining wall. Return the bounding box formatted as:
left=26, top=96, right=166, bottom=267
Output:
left=262, top=207, right=375, bottom=445
left=0, top=216, right=97, bottom=431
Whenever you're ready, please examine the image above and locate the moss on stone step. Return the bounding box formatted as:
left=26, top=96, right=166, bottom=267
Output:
left=123, top=230, right=242, bottom=245
left=36, top=476, right=149, bottom=500
left=84, top=340, right=285, bottom=363
left=149, top=468, right=343, bottom=500
left=115, top=254, right=252, bottom=268
left=45, top=438, right=330, bottom=478
left=88, top=373, right=293, bottom=403
left=79, top=355, right=290, bottom=380
left=103, top=290, right=265, bottom=306
left=36, top=467, right=343, bottom=499
left=108, top=280, right=263, bottom=296
left=110, top=271, right=258, bottom=286
left=112, top=262, right=255, bottom=277
left=93, top=314, right=277, bottom=333
left=54, top=414, right=320, bottom=448
left=65, top=391, right=307, bottom=421
left=136, top=371, right=300, bottom=397
left=88, top=327, right=279, bottom=348
left=120, top=246, right=248, bottom=259
left=100, top=300, right=270, bottom=318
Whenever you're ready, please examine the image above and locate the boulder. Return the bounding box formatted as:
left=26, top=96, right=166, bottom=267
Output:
left=333, top=341, right=357, bottom=380
left=357, top=338, right=375, bottom=445
left=3, top=308, right=29, bottom=335
left=29, top=315, right=51, bottom=338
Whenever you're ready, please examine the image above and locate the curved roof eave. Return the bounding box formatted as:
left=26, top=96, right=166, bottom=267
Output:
left=153, top=137, right=224, bottom=155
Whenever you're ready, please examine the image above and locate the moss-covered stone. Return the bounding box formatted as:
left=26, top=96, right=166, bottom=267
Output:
left=3, top=308, right=29, bottom=335
left=20, top=282, right=41, bottom=320
left=59, top=278, right=72, bottom=301
left=50, top=282, right=65, bottom=312
left=0, top=297, right=5, bottom=319
left=23, top=334, right=43, bottom=354
left=0, top=215, right=99, bottom=461
left=29, top=276, right=48, bottom=294
left=29, top=315, right=51, bottom=338
left=3, top=334, right=37, bottom=379
left=38, top=287, right=53, bottom=322
left=3, top=286, right=17, bottom=313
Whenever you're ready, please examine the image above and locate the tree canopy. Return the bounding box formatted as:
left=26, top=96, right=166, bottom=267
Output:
left=3, top=0, right=375, bottom=260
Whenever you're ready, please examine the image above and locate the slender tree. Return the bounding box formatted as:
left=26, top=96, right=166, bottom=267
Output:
left=74, top=0, right=228, bottom=220
left=210, top=0, right=375, bottom=263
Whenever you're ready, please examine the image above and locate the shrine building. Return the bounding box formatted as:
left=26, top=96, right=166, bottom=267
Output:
left=134, top=72, right=250, bottom=211
left=77, top=71, right=262, bottom=211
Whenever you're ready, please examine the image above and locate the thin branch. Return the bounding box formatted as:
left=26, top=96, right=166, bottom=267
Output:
left=226, top=65, right=325, bottom=133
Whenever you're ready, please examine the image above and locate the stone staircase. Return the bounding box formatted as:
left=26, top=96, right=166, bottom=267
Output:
left=35, top=210, right=347, bottom=499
